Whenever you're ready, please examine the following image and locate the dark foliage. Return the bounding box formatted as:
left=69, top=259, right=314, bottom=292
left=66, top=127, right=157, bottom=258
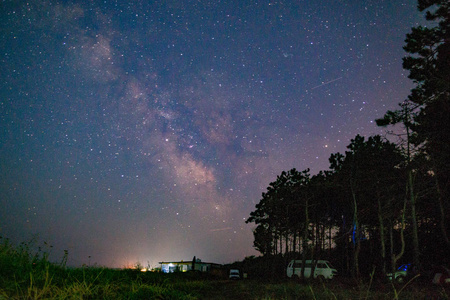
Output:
left=246, top=0, right=450, bottom=281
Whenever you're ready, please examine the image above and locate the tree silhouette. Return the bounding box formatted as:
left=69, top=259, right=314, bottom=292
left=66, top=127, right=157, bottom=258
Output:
left=328, top=135, right=404, bottom=278
left=245, top=1, right=450, bottom=277
left=377, top=0, right=450, bottom=253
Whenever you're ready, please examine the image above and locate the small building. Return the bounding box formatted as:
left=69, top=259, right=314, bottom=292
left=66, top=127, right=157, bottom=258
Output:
left=159, top=258, right=222, bottom=273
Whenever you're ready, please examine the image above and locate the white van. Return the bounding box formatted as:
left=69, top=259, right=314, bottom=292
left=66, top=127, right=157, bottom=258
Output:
left=229, top=269, right=240, bottom=279
left=287, top=260, right=337, bottom=280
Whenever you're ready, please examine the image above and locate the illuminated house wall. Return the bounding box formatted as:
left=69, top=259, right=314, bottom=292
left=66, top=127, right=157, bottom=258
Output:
left=159, top=260, right=222, bottom=273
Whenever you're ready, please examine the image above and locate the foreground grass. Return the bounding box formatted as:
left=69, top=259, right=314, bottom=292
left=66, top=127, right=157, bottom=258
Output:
left=204, top=279, right=449, bottom=300
left=1, top=238, right=448, bottom=299
left=0, top=237, right=208, bottom=299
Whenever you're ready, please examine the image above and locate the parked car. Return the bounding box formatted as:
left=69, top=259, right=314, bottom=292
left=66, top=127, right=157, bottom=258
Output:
left=432, top=266, right=450, bottom=285
left=387, top=264, right=412, bottom=283
left=229, top=269, right=241, bottom=280
left=286, top=260, right=337, bottom=280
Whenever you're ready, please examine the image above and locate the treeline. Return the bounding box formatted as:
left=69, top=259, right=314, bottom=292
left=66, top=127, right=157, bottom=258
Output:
left=246, top=0, right=449, bottom=279
left=246, top=135, right=446, bottom=278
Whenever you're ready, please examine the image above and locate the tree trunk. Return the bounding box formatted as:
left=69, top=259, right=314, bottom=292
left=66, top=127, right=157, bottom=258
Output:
left=301, top=197, right=309, bottom=280
left=351, top=185, right=360, bottom=279
left=391, top=194, right=407, bottom=273
left=434, top=169, right=450, bottom=248
left=278, top=234, right=282, bottom=256
left=285, top=232, right=289, bottom=256
left=408, top=170, right=420, bottom=268
left=329, top=224, right=332, bottom=256
left=377, top=196, right=386, bottom=276
left=404, top=106, right=420, bottom=268
left=293, top=230, right=297, bottom=256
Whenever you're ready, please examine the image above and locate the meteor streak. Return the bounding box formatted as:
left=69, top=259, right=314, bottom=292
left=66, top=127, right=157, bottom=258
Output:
left=311, top=77, right=343, bottom=90
left=210, top=227, right=232, bottom=232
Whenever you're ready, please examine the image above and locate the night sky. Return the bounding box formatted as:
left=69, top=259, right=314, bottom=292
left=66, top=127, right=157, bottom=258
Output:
left=1, top=1, right=423, bottom=268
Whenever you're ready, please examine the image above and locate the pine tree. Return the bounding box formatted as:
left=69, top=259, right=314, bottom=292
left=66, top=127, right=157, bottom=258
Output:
left=377, top=0, right=450, bottom=261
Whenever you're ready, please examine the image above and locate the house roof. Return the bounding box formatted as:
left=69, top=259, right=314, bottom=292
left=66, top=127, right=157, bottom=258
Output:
left=159, top=261, right=222, bottom=267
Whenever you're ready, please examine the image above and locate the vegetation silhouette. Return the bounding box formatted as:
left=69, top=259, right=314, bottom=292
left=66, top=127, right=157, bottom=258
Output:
left=247, top=0, right=450, bottom=282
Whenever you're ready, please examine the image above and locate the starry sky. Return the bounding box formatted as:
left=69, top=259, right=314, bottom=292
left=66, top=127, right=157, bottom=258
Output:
left=1, top=1, right=423, bottom=268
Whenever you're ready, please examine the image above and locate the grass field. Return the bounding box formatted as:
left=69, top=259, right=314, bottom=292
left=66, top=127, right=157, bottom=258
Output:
left=1, top=238, right=448, bottom=299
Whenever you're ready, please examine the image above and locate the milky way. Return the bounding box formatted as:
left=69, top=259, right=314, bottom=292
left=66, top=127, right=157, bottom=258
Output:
left=0, top=1, right=422, bottom=267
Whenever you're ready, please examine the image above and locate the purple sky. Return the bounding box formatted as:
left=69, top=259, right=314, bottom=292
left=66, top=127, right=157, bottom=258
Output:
left=0, top=1, right=422, bottom=268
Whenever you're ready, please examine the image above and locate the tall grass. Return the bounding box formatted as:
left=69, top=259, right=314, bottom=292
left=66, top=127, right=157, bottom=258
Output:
left=0, top=237, right=448, bottom=299
left=0, top=237, right=207, bottom=299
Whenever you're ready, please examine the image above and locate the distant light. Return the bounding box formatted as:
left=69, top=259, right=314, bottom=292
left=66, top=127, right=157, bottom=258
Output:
left=141, top=268, right=147, bottom=272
